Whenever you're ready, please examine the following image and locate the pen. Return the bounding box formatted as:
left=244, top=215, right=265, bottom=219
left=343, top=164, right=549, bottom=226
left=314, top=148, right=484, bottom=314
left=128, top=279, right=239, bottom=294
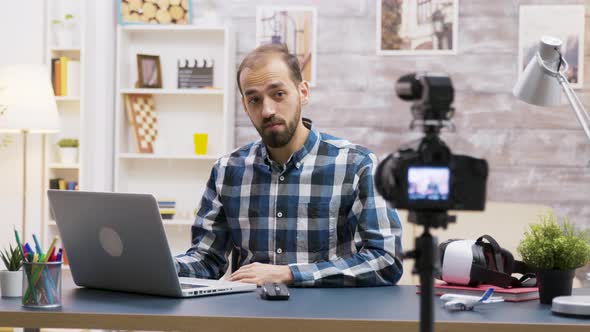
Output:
left=22, top=244, right=29, bottom=262
left=32, top=234, right=44, bottom=256
left=15, top=227, right=38, bottom=302
left=38, top=245, right=58, bottom=303
left=47, top=247, right=56, bottom=262
left=25, top=243, right=34, bottom=256
left=24, top=243, right=35, bottom=263
left=37, top=251, right=56, bottom=304
left=14, top=227, right=26, bottom=261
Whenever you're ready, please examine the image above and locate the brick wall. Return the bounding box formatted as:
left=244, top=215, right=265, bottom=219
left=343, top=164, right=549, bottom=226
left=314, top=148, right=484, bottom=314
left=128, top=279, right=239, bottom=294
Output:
left=202, top=0, right=590, bottom=228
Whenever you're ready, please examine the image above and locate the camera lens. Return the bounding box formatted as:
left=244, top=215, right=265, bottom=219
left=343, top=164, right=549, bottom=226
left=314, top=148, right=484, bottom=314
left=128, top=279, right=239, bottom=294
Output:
left=375, top=154, right=396, bottom=202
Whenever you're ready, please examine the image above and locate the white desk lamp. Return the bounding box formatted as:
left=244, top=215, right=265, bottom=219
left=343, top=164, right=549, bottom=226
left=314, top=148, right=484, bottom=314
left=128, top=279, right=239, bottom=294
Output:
left=513, top=36, right=590, bottom=146
left=0, top=65, right=60, bottom=240
left=513, top=36, right=590, bottom=316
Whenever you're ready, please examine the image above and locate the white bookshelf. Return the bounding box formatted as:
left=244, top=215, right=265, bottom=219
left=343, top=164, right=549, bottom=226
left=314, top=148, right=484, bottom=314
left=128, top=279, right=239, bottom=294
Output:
left=119, top=88, right=224, bottom=95
left=48, top=163, right=80, bottom=169
left=118, top=152, right=221, bottom=160
left=55, top=96, right=81, bottom=102
left=42, top=0, right=86, bottom=261
left=114, top=24, right=236, bottom=255
left=121, top=25, right=227, bottom=32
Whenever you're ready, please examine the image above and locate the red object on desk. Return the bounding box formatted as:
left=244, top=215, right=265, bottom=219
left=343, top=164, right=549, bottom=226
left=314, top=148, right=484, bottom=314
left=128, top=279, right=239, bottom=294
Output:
left=62, top=249, right=69, bottom=265
left=417, top=282, right=539, bottom=302
left=46, top=247, right=55, bottom=262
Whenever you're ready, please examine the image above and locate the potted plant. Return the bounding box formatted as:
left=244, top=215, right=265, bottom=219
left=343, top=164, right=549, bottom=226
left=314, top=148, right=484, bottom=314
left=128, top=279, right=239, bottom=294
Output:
left=57, top=138, right=79, bottom=164
left=0, top=243, right=24, bottom=297
left=52, top=13, right=77, bottom=48
left=517, top=212, right=590, bottom=304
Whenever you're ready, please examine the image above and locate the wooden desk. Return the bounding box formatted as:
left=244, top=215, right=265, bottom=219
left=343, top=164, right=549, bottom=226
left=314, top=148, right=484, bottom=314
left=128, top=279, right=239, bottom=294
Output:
left=0, top=273, right=589, bottom=332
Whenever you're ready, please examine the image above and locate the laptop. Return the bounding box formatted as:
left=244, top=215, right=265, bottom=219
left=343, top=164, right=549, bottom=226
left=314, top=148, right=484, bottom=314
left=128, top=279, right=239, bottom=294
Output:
left=47, top=190, right=256, bottom=297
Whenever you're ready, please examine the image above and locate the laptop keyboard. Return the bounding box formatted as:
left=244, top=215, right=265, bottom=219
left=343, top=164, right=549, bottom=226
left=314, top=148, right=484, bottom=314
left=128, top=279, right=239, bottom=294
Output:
left=181, top=283, right=207, bottom=289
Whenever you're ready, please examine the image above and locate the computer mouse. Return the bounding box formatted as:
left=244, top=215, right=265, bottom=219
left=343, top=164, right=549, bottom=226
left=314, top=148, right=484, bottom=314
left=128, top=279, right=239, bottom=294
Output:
left=260, top=282, right=290, bottom=301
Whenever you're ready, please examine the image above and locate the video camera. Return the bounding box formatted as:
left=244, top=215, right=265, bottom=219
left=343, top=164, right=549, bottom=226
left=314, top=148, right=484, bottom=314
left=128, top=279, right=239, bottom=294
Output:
left=375, top=73, right=488, bottom=212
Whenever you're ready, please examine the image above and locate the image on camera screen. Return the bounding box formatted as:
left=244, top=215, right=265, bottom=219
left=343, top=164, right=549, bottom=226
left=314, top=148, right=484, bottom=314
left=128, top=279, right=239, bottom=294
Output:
left=408, top=167, right=450, bottom=201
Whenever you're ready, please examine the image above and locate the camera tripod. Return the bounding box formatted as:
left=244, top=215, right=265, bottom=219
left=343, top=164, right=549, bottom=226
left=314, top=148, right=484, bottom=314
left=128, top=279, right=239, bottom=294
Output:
left=403, top=211, right=456, bottom=332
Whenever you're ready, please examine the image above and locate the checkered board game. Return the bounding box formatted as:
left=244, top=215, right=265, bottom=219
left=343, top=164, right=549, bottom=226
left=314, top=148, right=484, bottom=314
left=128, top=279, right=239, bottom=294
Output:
left=124, top=94, right=158, bottom=153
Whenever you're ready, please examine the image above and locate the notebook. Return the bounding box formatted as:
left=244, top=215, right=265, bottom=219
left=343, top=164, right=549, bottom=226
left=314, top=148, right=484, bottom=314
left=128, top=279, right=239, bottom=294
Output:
left=417, top=282, right=539, bottom=302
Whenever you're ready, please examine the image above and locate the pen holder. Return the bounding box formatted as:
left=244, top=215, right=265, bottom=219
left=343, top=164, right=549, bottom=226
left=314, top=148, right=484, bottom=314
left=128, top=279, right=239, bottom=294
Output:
left=22, top=261, right=62, bottom=308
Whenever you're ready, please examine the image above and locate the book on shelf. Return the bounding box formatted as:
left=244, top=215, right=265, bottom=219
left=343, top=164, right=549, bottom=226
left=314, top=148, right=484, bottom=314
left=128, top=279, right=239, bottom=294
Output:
left=60, top=56, right=68, bottom=96
left=66, top=60, right=80, bottom=97
left=66, top=181, right=78, bottom=190
left=50, top=57, right=80, bottom=97
left=52, top=59, right=61, bottom=96
left=417, top=282, right=539, bottom=302
left=49, top=178, right=78, bottom=191
left=49, top=178, right=66, bottom=190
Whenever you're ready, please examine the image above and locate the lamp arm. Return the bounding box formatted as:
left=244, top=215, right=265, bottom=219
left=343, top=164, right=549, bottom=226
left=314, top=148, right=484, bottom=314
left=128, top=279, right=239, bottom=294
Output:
left=557, top=72, right=590, bottom=145
left=539, top=54, right=590, bottom=127
left=568, top=81, right=590, bottom=125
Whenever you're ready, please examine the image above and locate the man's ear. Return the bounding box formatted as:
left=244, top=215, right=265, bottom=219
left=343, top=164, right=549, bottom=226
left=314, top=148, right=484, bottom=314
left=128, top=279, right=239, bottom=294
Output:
left=299, top=81, right=310, bottom=105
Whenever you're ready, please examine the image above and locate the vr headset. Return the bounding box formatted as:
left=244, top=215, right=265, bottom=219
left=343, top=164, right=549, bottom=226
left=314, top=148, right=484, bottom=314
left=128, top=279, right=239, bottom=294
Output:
left=436, top=235, right=537, bottom=288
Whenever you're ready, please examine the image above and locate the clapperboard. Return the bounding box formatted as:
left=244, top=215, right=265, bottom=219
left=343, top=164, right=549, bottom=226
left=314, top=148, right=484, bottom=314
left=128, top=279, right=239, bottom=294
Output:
left=177, top=58, right=214, bottom=89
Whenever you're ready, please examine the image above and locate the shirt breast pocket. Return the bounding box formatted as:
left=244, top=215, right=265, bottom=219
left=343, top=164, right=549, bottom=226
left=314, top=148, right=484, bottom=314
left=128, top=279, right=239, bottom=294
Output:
left=297, top=201, right=337, bottom=258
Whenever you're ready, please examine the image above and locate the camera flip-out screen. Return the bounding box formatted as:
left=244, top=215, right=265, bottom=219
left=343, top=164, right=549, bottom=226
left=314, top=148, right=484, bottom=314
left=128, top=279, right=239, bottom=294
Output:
left=408, top=167, right=450, bottom=201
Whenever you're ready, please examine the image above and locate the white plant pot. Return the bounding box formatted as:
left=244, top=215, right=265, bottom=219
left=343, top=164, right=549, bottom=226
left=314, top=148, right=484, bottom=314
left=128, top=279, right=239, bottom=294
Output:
left=59, top=147, right=78, bottom=164
left=54, top=26, right=75, bottom=48
left=0, top=270, right=23, bottom=298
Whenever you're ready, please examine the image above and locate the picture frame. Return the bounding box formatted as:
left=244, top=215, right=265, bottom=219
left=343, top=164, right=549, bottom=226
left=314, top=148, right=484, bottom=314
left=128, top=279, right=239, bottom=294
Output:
left=518, top=5, right=585, bottom=89
left=124, top=94, right=158, bottom=153
left=136, top=54, right=162, bottom=89
left=377, top=0, right=459, bottom=55
left=118, top=0, right=192, bottom=25
left=256, top=6, right=318, bottom=87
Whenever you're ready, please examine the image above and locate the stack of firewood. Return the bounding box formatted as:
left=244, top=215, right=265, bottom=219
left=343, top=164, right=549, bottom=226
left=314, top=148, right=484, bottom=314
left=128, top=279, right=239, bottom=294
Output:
left=121, top=0, right=190, bottom=24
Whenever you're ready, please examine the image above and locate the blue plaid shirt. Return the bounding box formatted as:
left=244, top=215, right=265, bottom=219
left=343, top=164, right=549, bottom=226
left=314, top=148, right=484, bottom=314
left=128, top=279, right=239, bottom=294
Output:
left=175, top=120, right=403, bottom=287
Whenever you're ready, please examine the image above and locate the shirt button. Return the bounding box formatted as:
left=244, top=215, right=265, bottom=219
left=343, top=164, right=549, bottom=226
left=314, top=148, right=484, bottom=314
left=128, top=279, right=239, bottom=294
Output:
left=276, top=248, right=283, bottom=254
left=279, top=176, right=285, bottom=181
left=277, top=212, right=283, bottom=218
left=295, top=162, right=301, bottom=168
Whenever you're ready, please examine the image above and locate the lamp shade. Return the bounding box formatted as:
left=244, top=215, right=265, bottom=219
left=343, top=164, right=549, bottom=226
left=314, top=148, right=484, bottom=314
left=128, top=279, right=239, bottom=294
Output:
left=0, top=64, right=59, bottom=133
left=513, top=36, right=563, bottom=107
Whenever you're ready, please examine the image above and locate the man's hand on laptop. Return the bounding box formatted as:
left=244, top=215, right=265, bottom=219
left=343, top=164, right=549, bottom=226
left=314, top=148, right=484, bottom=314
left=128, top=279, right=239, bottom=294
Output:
left=228, top=262, right=294, bottom=286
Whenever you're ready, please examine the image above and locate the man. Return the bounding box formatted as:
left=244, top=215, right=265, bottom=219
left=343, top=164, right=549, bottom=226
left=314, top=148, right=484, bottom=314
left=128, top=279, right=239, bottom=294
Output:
left=175, top=44, right=403, bottom=287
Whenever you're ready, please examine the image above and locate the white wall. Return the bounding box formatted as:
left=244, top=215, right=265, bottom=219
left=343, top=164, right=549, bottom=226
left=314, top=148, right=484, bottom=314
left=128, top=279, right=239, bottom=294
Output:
left=81, top=1, right=116, bottom=192
left=0, top=0, right=117, bottom=254
left=0, top=2, right=46, bottom=252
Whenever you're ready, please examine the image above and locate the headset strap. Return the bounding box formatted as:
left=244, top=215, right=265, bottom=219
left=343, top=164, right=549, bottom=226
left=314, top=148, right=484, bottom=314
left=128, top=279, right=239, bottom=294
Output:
left=476, top=235, right=505, bottom=273
left=513, top=260, right=533, bottom=274
left=470, top=264, right=513, bottom=288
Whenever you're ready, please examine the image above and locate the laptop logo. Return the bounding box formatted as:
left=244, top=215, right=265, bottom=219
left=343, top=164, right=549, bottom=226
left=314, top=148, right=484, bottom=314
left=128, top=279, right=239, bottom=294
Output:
left=99, top=227, right=124, bottom=257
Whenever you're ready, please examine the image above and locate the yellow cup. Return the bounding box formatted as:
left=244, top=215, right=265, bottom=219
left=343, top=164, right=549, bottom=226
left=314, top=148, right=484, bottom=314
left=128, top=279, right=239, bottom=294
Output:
left=193, top=133, right=208, bottom=155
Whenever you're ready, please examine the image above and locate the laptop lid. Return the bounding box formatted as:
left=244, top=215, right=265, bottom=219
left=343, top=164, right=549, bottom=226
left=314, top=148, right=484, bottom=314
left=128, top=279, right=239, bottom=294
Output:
left=47, top=190, right=184, bottom=297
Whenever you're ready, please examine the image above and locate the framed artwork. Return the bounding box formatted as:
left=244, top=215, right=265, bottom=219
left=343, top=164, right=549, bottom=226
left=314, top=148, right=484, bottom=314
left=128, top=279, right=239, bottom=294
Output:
left=124, top=94, right=158, bottom=153
left=256, top=6, right=317, bottom=86
left=137, top=54, right=162, bottom=89
left=518, top=5, right=585, bottom=88
left=118, top=0, right=192, bottom=25
left=377, top=0, right=459, bottom=55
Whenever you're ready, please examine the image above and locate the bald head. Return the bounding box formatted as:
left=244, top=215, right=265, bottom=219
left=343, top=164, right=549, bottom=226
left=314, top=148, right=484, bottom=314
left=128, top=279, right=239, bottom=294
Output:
left=237, top=43, right=303, bottom=95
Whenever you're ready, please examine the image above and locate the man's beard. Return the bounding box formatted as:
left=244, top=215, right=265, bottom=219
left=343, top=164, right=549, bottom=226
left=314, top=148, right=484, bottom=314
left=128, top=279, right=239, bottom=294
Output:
left=255, top=103, right=301, bottom=148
